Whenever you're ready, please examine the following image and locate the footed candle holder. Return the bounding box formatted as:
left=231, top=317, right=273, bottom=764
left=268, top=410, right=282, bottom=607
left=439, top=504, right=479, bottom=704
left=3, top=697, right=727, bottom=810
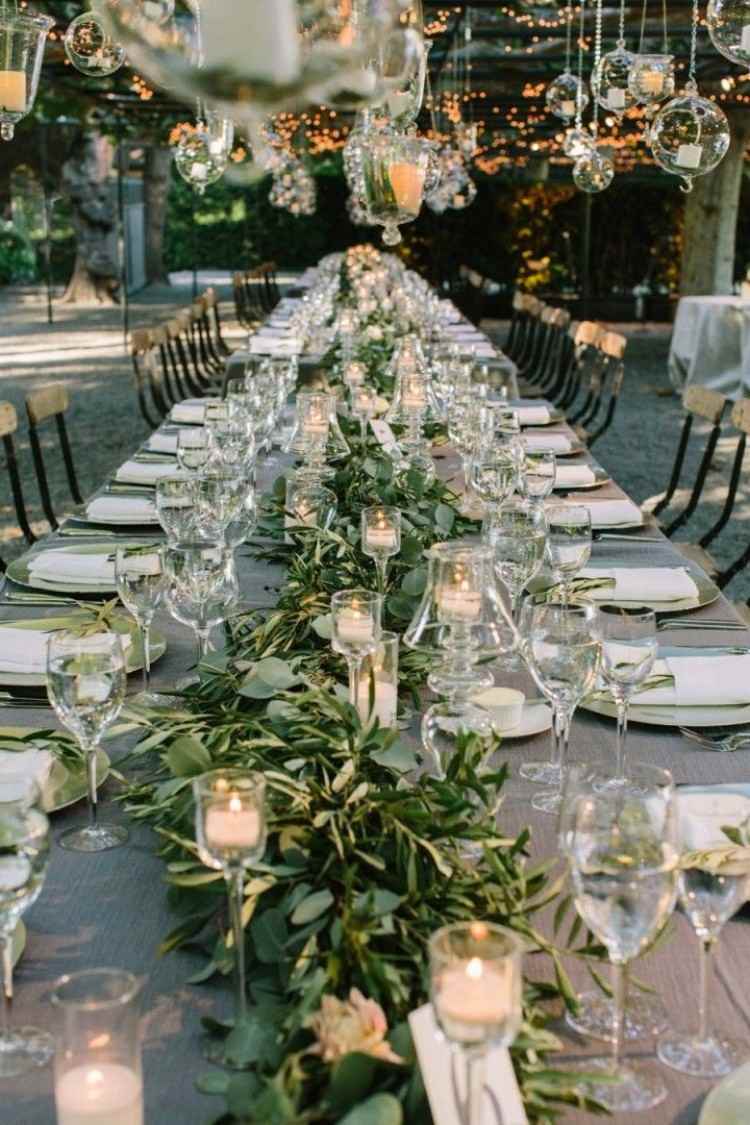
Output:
left=0, top=8, right=53, bottom=142
left=331, top=589, right=382, bottom=714
left=193, top=769, right=267, bottom=1068
left=361, top=505, right=401, bottom=592
left=350, top=386, right=378, bottom=446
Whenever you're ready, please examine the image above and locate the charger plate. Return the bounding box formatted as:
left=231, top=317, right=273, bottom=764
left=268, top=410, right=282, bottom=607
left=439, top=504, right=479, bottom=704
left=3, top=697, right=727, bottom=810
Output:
left=0, top=726, right=110, bottom=813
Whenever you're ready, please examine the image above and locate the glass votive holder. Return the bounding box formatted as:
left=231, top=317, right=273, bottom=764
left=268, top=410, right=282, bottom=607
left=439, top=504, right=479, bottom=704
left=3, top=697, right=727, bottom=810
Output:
left=435, top=548, right=485, bottom=627
left=331, top=589, right=382, bottom=661
left=51, top=969, right=144, bottom=1125
left=361, top=505, right=401, bottom=591
left=194, top=768, right=267, bottom=872
left=344, top=361, right=367, bottom=388
left=357, top=630, right=399, bottom=730
left=284, top=475, right=337, bottom=540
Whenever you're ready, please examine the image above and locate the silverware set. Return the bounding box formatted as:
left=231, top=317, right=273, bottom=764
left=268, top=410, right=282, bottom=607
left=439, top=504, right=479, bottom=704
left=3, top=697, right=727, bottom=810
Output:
left=679, top=727, right=750, bottom=752
left=657, top=618, right=748, bottom=632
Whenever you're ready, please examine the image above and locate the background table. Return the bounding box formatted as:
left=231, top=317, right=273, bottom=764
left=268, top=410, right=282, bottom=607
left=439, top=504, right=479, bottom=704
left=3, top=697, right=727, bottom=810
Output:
left=669, top=295, right=750, bottom=397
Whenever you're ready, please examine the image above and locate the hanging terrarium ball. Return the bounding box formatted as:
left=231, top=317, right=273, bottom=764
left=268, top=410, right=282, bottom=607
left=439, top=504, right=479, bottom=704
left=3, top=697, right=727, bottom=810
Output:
left=64, top=12, right=126, bottom=77
left=707, top=0, right=750, bottom=65
left=628, top=53, right=676, bottom=105
left=650, top=81, right=731, bottom=189
left=174, top=127, right=228, bottom=195
left=592, top=42, right=636, bottom=114
left=563, top=125, right=595, bottom=158
left=573, top=148, right=615, bottom=192
left=136, top=0, right=174, bottom=26
left=546, top=71, right=589, bottom=120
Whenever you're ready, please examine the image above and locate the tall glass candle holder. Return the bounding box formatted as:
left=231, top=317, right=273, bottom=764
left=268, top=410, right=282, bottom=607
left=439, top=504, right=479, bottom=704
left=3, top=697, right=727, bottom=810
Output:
left=356, top=630, right=399, bottom=730
left=284, top=475, right=337, bottom=541
left=331, top=589, right=382, bottom=712
left=194, top=769, right=267, bottom=1068
left=361, top=505, right=401, bottom=592
left=0, top=9, right=53, bottom=142
left=350, top=386, right=378, bottom=445
left=51, top=969, right=144, bottom=1125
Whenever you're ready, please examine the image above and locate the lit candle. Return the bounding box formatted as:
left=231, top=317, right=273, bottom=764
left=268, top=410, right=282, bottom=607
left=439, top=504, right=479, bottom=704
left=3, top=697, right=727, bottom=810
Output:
left=561, top=98, right=576, bottom=116
left=436, top=957, right=514, bottom=1043
left=345, top=362, right=366, bottom=386
left=677, top=143, right=702, bottom=169
left=55, top=1062, right=143, bottom=1125
left=607, top=87, right=626, bottom=109
left=356, top=678, right=398, bottom=728
left=438, top=583, right=482, bottom=622
left=366, top=518, right=398, bottom=551
left=303, top=409, right=328, bottom=436
left=205, top=795, right=261, bottom=851
left=640, top=69, right=664, bottom=95
left=337, top=606, right=375, bottom=645
left=388, top=162, right=426, bottom=215
left=0, top=70, right=26, bottom=113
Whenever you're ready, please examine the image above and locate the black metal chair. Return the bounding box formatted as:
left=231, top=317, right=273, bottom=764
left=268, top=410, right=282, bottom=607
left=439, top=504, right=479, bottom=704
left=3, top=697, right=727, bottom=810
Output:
left=0, top=402, right=37, bottom=546
left=130, top=328, right=166, bottom=427
left=25, top=386, right=83, bottom=531
left=705, top=399, right=750, bottom=589
left=204, top=287, right=232, bottom=357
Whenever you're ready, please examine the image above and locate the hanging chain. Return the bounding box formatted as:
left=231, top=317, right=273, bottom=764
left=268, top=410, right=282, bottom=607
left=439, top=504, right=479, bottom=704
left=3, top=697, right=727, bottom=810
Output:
left=662, top=0, right=669, bottom=53
left=464, top=6, right=473, bottom=121
left=639, top=0, right=649, bottom=53
left=593, top=0, right=603, bottom=135
left=565, top=0, right=573, bottom=72
left=689, top=0, right=698, bottom=82
left=618, top=0, right=626, bottom=44
left=576, top=0, right=586, bottom=128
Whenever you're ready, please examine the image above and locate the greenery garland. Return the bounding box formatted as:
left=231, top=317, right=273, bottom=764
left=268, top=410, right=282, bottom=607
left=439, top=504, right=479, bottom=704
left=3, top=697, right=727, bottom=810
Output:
left=120, top=255, right=604, bottom=1123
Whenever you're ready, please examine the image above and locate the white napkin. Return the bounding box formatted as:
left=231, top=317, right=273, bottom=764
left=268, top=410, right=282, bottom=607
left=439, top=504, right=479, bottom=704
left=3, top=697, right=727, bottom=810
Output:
left=554, top=465, right=597, bottom=488
left=116, top=461, right=181, bottom=486
left=28, top=550, right=115, bottom=588
left=0, top=747, right=54, bottom=797
left=634, top=652, right=750, bottom=706
left=146, top=432, right=178, bottom=455
left=250, top=337, right=301, bottom=356
left=170, top=402, right=206, bottom=425
left=581, top=566, right=699, bottom=602
left=523, top=433, right=572, bottom=453
left=0, top=628, right=56, bottom=673
left=677, top=790, right=750, bottom=851
left=517, top=406, right=551, bottom=425
left=86, top=496, right=158, bottom=524
left=567, top=498, right=643, bottom=527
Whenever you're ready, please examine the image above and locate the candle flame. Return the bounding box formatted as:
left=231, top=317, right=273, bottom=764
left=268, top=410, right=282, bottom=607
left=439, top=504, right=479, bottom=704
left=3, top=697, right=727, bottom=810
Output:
left=85, top=1069, right=105, bottom=1086
left=88, top=1034, right=110, bottom=1049
left=466, top=957, right=483, bottom=981
left=229, top=795, right=242, bottom=813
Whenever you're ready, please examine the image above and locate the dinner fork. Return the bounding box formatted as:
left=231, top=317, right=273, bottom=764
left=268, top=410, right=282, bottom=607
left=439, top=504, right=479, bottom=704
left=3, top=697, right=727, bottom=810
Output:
left=656, top=618, right=747, bottom=631
left=679, top=727, right=750, bottom=752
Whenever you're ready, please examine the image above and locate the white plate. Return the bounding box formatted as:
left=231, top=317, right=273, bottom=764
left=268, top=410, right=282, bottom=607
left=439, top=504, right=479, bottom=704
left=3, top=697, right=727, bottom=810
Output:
left=699, top=1060, right=750, bottom=1124
left=582, top=697, right=750, bottom=729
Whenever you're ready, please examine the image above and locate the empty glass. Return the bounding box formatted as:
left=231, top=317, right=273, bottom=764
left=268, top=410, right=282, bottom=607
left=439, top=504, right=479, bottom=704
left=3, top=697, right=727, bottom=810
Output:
left=488, top=499, right=548, bottom=667
left=176, top=427, right=211, bottom=473
left=519, top=451, right=557, bottom=502
left=194, top=472, right=247, bottom=543
left=164, top=541, right=239, bottom=664
left=546, top=504, right=592, bottom=604
left=155, top=475, right=197, bottom=543
left=599, top=606, right=657, bottom=784
left=115, top=545, right=167, bottom=706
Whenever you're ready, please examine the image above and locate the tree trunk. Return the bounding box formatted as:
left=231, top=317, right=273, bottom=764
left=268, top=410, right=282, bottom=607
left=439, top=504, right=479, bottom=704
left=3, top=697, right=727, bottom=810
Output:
left=680, top=111, right=750, bottom=296
left=144, top=144, right=172, bottom=286
left=59, top=133, right=120, bottom=305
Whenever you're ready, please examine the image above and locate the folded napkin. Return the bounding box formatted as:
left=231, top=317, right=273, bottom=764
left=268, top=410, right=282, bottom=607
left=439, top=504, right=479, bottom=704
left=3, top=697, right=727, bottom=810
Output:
left=250, top=337, right=302, bottom=356
left=116, top=461, right=181, bottom=486
left=565, top=498, right=643, bottom=528
left=517, top=406, right=551, bottom=426
left=554, top=465, right=597, bottom=488
left=677, top=790, right=750, bottom=851
left=0, top=746, right=53, bottom=799
left=86, top=495, right=158, bottom=524
left=0, top=628, right=56, bottom=673
left=146, top=432, right=178, bottom=455
left=170, top=402, right=206, bottom=425
left=28, top=550, right=115, bottom=588
left=634, top=651, right=750, bottom=706
left=523, top=433, right=572, bottom=454
left=580, top=566, right=698, bottom=602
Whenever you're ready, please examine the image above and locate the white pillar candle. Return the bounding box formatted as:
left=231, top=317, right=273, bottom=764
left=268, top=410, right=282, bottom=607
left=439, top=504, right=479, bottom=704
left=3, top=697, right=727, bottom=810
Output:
left=640, top=70, right=664, bottom=95
left=55, top=1062, right=143, bottom=1125
left=677, top=143, right=702, bottom=169
left=356, top=679, right=398, bottom=728
left=0, top=71, right=26, bottom=113
left=200, top=0, right=301, bottom=84
left=607, top=87, right=626, bottom=109
left=366, top=523, right=398, bottom=551
left=337, top=607, right=375, bottom=645
left=561, top=98, right=576, bottom=116
left=436, top=958, right=514, bottom=1042
left=345, top=363, right=366, bottom=386
left=205, top=797, right=261, bottom=850
left=438, top=587, right=482, bottom=622
left=388, top=162, right=426, bottom=215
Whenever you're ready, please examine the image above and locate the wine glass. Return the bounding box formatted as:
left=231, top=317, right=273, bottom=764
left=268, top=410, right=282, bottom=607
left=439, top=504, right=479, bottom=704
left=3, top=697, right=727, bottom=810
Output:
left=207, top=418, right=251, bottom=475
left=599, top=606, right=657, bottom=785
left=115, top=545, right=167, bottom=706
left=470, top=448, right=517, bottom=514
left=47, top=632, right=127, bottom=852
left=520, top=602, right=600, bottom=810
left=155, top=475, right=197, bottom=543
left=176, top=428, right=211, bottom=473
left=546, top=504, right=592, bottom=605
left=519, top=452, right=557, bottom=502
left=487, top=499, right=548, bottom=668
left=193, top=472, right=247, bottom=543
left=430, top=922, right=522, bottom=1125
left=331, top=590, right=382, bottom=712
left=361, top=506, right=401, bottom=592
left=193, top=769, right=266, bottom=1068
left=567, top=769, right=678, bottom=1112
left=0, top=781, right=52, bottom=1076
left=657, top=801, right=749, bottom=1077
left=164, top=541, right=239, bottom=666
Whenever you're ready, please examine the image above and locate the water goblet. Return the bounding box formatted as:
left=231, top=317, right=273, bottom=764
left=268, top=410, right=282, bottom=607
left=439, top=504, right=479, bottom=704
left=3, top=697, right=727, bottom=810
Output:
left=155, top=475, right=197, bottom=543
left=47, top=632, right=127, bottom=852
left=331, top=590, right=382, bottom=713
left=176, top=428, right=211, bottom=474
left=430, top=922, right=522, bottom=1125
left=194, top=769, right=267, bottom=1068
left=208, top=418, right=250, bottom=474
left=520, top=602, right=600, bottom=809
left=599, top=606, right=657, bottom=785
left=519, top=452, right=557, bottom=502
left=194, top=472, right=246, bottom=543
left=487, top=499, right=548, bottom=670
left=164, top=541, right=239, bottom=665
left=115, top=545, right=167, bottom=706
left=361, top=506, right=401, bottom=592
left=546, top=504, right=592, bottom=605
left=0, top=782, right=52, bottom=1076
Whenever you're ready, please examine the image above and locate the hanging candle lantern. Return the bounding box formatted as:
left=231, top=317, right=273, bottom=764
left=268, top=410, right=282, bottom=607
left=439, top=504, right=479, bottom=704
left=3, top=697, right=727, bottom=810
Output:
left=592, top=42, right=637, bottom=114
left=706, top=0, right=750, bottom=65
left=64, top=11, right=126, bottom=77
left=361, top=129, right=431, bottom=245
left=573, top=148, right=615, bottom=192
left=174, top=125, right=228, bottom=195
left=628, top=53, right=676, bottom=105
left=0, top=7, right=53, bottom=141
left=563, top=125, right=596, bottom=157
left=546, top=71, right=590, bottom=120
left=650, top=81, right=731, bottom=190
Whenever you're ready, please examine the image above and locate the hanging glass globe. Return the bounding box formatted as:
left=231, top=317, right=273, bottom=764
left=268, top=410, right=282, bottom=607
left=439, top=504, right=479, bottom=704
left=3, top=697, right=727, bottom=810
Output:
left=563, top=125, right=595, bottom=158
left=573, top=148, right=615, bottom=192
left=269, top=155, right=317, bottom=216
left=0, top=9, right=54, bottom=141
left=64, top=12, right=126, bottom=77
left=361, top=128, right=431, bottom=245
left=450, top=175, right=477, bottom=210
left=136, top=0, right=174, bottom=26
left=650, top=81, right=731, bottom=190
left=628, top=53, right=675, bottom=105
left=546, top=71, right=589, bottom=120
left=592, top=42, right=636, bottom=114
left=174, top=127, right=228, bottom=195
left=707, top=0, right=750, bottom=65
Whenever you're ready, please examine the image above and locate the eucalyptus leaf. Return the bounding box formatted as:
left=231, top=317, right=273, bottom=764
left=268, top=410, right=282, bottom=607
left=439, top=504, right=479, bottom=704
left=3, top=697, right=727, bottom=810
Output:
left=166, top=736, right=212, bottom=778
left=339, top=1092, right=403, bottom=1125
left=328, top=1052, right=377, bottom=1114
left=290, top=888, right=334, bottom=925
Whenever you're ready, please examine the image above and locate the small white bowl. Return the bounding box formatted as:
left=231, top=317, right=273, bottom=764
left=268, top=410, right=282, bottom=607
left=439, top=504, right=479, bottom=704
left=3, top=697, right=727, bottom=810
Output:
left=473, top=687, right=525, bottom=733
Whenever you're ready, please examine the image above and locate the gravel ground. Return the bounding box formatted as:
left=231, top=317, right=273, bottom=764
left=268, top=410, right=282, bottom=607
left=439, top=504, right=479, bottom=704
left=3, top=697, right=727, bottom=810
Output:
left=2, top=287, right=749, bottom=600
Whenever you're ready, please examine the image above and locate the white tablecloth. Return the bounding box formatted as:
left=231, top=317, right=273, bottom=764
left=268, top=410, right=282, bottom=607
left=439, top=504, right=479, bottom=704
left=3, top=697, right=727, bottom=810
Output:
left=669, top=295, right=750, bottom=397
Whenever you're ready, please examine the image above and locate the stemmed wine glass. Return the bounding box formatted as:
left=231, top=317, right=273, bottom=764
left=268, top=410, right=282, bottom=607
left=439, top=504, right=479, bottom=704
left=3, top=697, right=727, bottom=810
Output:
left=115, top=545, right=167, bottom=706
left=519, top=452, right=557, bottom=503
left=599, top=606, right=657, bottom=785
left=430, top=922, right=522, bottom=1125
left=361, top=506, right=401, bottom=592
left=194, top=769, right=266, bottom=1068
left=0, top=780, right=52, bottom=1076
left=164, top=541, right=239, bottom=666
left=520, top=602, right=600, bottom=811
left=331, top=590, right=382, bottom=712
left=566, top=766, right=678, bottom=1112
left=488, top=499, right=548, bottom=668
left=545, top=504, right=592, bottom=606
left=470, top=449, right=517, bottom=521
left=155, top=475, right=197, bottom=543
left=47, top=632, right=127, bottom=852
left=193, top=472, right=247, bottom=543
left=176, top=428, right=211, bottom=473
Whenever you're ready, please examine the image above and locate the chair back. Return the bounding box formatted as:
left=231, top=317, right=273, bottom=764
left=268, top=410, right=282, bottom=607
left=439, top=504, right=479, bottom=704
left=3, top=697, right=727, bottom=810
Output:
left=25, top=385, right=83, bottom=530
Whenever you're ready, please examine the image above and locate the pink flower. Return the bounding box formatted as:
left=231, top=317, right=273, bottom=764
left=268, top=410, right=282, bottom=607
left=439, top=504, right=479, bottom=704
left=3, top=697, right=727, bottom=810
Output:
left=308, top=988, right=403, bottom=1065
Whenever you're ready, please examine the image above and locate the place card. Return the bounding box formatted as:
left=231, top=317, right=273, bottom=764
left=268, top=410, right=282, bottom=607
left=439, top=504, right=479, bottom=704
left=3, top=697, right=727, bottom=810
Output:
left=409, top=1004, right=528, bottom=1125
left=370, top=419, right=400, bottom=457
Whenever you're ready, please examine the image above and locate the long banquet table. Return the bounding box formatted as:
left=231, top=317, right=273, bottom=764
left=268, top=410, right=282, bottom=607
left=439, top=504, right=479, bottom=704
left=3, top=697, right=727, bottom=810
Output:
left=5, top=296, right=750, bottom=1125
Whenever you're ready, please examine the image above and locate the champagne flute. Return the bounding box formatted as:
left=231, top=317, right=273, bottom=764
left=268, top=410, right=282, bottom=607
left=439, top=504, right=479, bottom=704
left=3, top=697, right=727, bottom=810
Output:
left=331, top=590, right=382, bottom=712
left=567, top=769, right=678, bottom=1112
left=194, top=769, right=266, bottom=1068
left=361, top=506, right=401, bottom=593
left=545, top=504, right=592, bottom=606
left=155, top=475, right=197, bottom=543
left=176, top=428, right=211, bottom=473
left=47, top=632, right=127, bottom=852
left=0, top=781, right=52, bottom=1076
left=115, top=545, right=166, bottom=706
left=520, top=602, right=600, bottom=810
left=599, top=606, right=657, bottom=785
left=430, top=922, right=522, bottom=1125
